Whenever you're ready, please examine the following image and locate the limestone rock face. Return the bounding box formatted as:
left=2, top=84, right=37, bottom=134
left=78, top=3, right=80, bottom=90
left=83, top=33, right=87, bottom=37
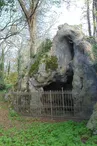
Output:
left=28, top=24, right=97, bottom=117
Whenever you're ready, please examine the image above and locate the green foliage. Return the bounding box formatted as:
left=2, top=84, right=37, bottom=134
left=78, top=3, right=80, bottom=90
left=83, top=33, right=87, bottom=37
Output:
left=38, top=39, right=52, bottom=55
left=86, top=36, right=96, bottom=44
left=29, top=39, right=52, bottom=76
left=92, top=44, right=97, bottom=71
left=9, top=108, right=24, bottom=121
left=0, top=0, right=5, bottom=8
left=9, top=108, right=19, bottom=118
left=0, top=83, right=6, bottom=90
left=86, top=37, right=97, bottom=71
left=29, top=59, right=40, bottom=76
left=45, top=56, right=58, bottom=71
left=92, top=44, right=97, bottom=61
left=0, top=0, right=15, bottom=13
left=0, top=120, right=97, bottom=145
left=5, top=72, right=18, bottom=85
left=5, top=84, right=12, bottom=90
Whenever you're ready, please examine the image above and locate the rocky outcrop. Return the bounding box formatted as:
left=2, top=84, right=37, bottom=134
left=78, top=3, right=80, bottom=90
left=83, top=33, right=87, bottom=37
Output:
left=21, top=24, right=97, bottom=117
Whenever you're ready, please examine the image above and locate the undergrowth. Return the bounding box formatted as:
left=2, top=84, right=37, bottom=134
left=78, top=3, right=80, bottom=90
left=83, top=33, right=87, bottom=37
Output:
left=9, top=108, right=25, bottom=121
left=0, top=120, right=97, bottom=146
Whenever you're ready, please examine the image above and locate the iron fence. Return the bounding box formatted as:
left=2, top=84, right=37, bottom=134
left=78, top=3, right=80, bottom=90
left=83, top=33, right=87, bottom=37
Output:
left=12, top=90, right=92, bottom=120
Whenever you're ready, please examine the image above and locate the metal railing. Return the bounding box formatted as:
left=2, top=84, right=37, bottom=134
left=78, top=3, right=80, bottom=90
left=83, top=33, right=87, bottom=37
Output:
left=12, top=90, right=91, bottom=120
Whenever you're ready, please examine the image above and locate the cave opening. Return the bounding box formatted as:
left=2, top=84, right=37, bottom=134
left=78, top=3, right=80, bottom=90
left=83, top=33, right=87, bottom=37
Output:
left=42, top=70, right=74, bottom=116
left=43, top=70, right=74, bottom=91
left=42, top=72, right=74, bottom=117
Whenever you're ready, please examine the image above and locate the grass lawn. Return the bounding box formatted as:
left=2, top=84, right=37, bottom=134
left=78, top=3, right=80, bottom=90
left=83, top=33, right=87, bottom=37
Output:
left=0, top=92, right=97, bottom=146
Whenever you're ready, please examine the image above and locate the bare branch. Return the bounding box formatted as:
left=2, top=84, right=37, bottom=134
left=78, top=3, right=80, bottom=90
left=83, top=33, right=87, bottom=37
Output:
left=0, top=32, right=19, bottom=40
left=29, top=0, right=40, bottom=20
left=0, top=21, right=11, bottom=31
left=18, top=0, right=29, bottom=20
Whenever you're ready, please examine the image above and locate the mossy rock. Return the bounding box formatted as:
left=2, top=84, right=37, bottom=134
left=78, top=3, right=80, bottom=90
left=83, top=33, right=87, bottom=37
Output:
left=29, top=60, right=39, bottom=76
left=29, top=39, right=52, bottom=76
left=37, top=39, right=52, bottom=55
left=45, top=56, right=58, bottom=71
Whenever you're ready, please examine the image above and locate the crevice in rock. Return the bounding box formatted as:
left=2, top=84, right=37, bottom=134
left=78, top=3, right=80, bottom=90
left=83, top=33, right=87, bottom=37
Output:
left=64, top=35, right=74, bottom=59
left=80, top=77, right=83, bottom=90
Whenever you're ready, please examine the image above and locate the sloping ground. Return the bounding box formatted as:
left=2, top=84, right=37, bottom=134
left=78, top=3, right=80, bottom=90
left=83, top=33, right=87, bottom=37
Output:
left=0, top=96, right=62, bottom=129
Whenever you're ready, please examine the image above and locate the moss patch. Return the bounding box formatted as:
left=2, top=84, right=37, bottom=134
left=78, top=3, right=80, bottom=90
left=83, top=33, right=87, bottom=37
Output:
left=29, top=59, right=40, bottom=76
left=29, top=39, right=52, bottom=76
left=45, top=56, right=58, bottom=71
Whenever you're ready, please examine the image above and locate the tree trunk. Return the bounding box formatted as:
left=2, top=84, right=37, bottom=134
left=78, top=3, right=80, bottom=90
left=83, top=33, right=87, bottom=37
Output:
left=92, top=0, right=97, bottom=38
left=17, top=48, right=22, bottom=90
left=93, top=0, right=96, bottom=37
left=86, top=0, right=92, bottom=36
left=8, top=61, right=10, bottom=75
left=28, top=13, right=37, bottom=58
left=95, top=0, right=97, bottom=37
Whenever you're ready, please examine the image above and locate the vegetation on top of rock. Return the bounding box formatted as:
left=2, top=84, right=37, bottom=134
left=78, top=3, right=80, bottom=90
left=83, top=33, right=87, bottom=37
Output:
left=92, top=44, right=97, bottom=62
left=86, top=36, right=96, bottom=45
left=37, top=39, right=52, bottom=55
left=86, top=36, right=97, bottom=71
left=45, top=55, right=58, bottom=71
left=29, top=59, right=40, bottom=76
left=92, top=44, right=97, bottom=71
left=29, top=39, right=52, bottom=76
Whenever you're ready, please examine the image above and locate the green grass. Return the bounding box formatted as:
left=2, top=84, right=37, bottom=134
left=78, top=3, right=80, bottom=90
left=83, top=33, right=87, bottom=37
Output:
left=0, top=121, right=97, bottom=146
left=9, top=108, right=25, bottom=122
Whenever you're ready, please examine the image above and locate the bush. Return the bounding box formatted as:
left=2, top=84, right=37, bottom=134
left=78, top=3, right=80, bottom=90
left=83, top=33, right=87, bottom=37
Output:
left=0, top=83, right=6, bottom=90
left=5, top=72, right=18, bottom=85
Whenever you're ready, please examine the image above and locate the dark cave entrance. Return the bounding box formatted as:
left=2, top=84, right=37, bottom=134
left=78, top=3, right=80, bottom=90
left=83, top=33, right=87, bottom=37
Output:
left=43, top=70, right=74, bottom=91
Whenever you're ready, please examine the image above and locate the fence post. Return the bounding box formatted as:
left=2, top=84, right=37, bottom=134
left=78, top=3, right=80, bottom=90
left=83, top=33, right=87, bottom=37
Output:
left=62, top=88, right=65, bottom=116
left=50, top=90, right=53, bottom=119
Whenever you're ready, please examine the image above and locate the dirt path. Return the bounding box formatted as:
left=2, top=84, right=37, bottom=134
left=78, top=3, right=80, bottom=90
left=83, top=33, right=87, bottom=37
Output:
left=0, top=101, right=25, bottom=129
left=0, top=101, right=56, bottom=129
